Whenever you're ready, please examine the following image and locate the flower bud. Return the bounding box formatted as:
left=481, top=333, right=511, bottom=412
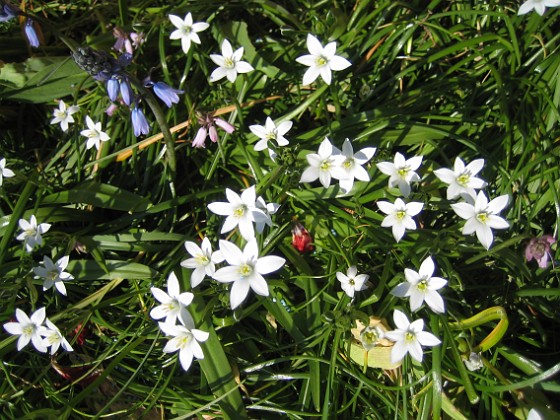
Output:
left=291, top=221, right=313, bottom=253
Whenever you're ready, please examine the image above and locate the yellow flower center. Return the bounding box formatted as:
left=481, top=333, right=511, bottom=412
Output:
left=417, top=279, right=428, bottom=291
left=342, top=158, right=354, bottom=169
left=315, top=56, right=328, bottom=66
left=224, top=57, right=235, bottom=69
left=320, top=160, right=331, bottom=171
left=397, top=166, right=410, bottom=178
left=196, top=254, right=209, bottom=265
left=165, top=300, right=178, bottom=313
left=456, top=173, right=470, bottom=186
left=361, top=328, right=381, bottom=348
left=177, top=333, right=192, bottom=349
left=349, top=278, right=355, bottom=286
left=239, top=264, right=253, bottom=277
left=396, top=210, right=406, bottom=220
left=234, top=205, right=247, bottom=218
left=47, top=333, right=59, bottom=345
left=23, top=325, right=35, bottom=336
left=405, top=331, right=416, bottom=343
left=476, top=212, right=489, bottom=223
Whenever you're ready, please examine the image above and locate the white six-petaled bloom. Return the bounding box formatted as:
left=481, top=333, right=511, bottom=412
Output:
left=295, top=34, right=351, bottom=85
left=181, top=237, right=224, bottom=288
left=159, top=321, right=209, bottom=372
left=80, top=116, right=110, bottom=150
left=376, top=152, right=423, bottom=197
left=40, top=318, right=73, bottom=354
left=16, top=215, right=51, bottom=252
left=150, top=272, right=194, bottom=326
left=299, top=137, right=344, bottom=188
left=50, top=100, right=79, bottom=132
left=336, top=266, right=370, bottom=298
left=213, top=239, right=286, bottom=310
left=169, top=12, right=209, bottom=54
left=451, top=191, right=509, bottom=250
left=337, top=138, right=376, bottom=193
left=3, top=307, right=47, bottom=352
left=255, top=196, right=280, bottom=233
left=210, top=39, right=254, bottom=83
left=391, top=256, right=447, bottom=313
left=0, top=157, right=15, bottom=186
left=518, top=0, right=560, bottom=16
left=384, top=309, right=441, bottom=363
left=434, top=157, right=487, bottom=201
left=207, top=185, right=267, bottom=241
left=33, top=255, right=74, bottom=296
left=377, top=198, right=423, bottom=242
left=250, top=117, right=293, bottom=161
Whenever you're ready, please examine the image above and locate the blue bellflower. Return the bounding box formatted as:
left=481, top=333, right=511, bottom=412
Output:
left=144, top=79, right=183, bottom=108
left=0, top=2, right=18, bottom=22
left=24, top=19, right=40, bottom=48
left=131, top=106, right=150, bottom=137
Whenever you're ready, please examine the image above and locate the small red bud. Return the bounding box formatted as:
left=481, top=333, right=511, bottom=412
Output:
left=72, top=323, right=89, bottom=346
left=292, top=221, right=314, bottom=253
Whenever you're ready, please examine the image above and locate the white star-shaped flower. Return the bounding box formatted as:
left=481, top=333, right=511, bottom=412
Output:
left=376, top=152, right=423, bottom=197
left=337, top=138, right=376, bottom=193
left=295, top=34, right=351, bottom=85
left=158, top=321, right=209, bottom=372
left=377, top=198, right=423, bottom=242
left=181, top=237, right=224, bottom=288
left=40, top=318, right=73, bottom=354
left=391, top=256, right=447, bottom=313
left=299, top=137, right=345, bottom=188
left=250, top=117, right=293, bottom=161
left=210, top=39, right=254, bottom=83
left=80, top=116, right=110, bottom=150
left=169, top=13, right=209, bottom=54
left=0, top=157, right=15, bottom=186
left=255, top=196, right=280, bottom=233
left=33, top=255, right=74, bottom=296
left=451, top=191, right=509, bottom=250
left=3, top=307, right=47, bottom=352
left=50, top=100, right=79, bottom=132
left=434, top=157, right=487, bottom=201
left=207, top=185, right=267, bottom=241
left=336, top=266, right=370, bottom=298
left=16, top=215, right=51, bottom=252
left=384, top=309, right=441, bottom=363
left=213, top=239, right=285, bottom=310
left=150, top=272, right=194, bottom=326
left=518, top=0, right=560, bottom=15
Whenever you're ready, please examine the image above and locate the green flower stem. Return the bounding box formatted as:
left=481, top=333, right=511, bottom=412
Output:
left=442, top=320, right=479, bottom=404
left=127, top=76, right=177, bottom=186
left=449, top=306, right=509, bottom=353
left=0, top=173, right=37, bottom=266
left=189, top=296, right=247, bottom=419
left=430, top=314, right=443, bottom=419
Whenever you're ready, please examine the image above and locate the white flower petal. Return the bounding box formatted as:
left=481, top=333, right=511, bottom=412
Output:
left=230, top=279, right=251, bottom=309
left=255, top=256, right=285, bottom=275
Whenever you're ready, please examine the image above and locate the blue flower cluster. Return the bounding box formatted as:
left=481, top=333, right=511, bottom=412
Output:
left=72, top=46, right=183, bottom=137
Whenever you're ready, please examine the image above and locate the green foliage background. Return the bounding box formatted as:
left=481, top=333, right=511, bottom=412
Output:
left=0, top=0, right=559, bottom=418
